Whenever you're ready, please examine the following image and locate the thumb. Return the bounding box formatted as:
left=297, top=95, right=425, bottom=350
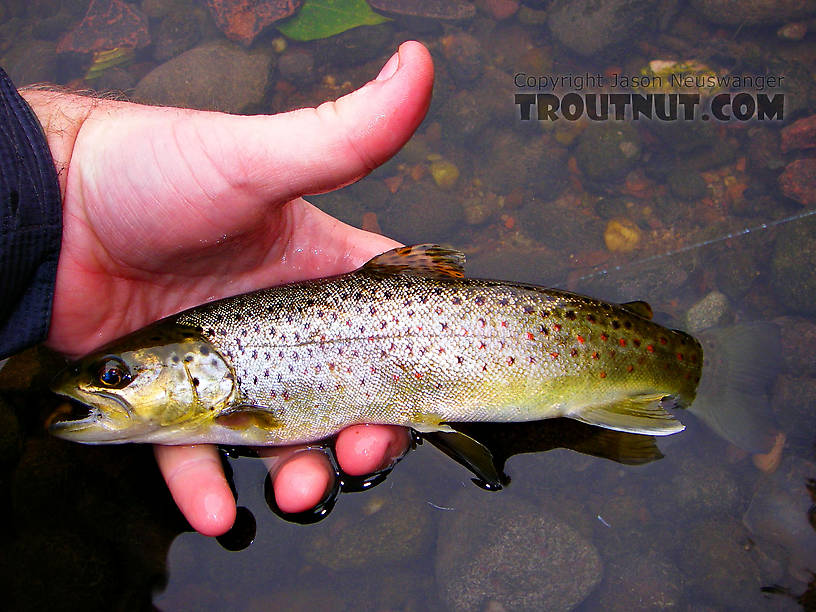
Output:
left=196, top=40, right=434, bottom=204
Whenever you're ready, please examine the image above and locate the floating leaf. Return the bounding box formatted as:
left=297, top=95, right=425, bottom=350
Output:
left=277, top=0, right=390, bottom=41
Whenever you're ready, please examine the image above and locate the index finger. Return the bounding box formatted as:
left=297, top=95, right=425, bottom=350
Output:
left=154, top=444, right=237, bottom=537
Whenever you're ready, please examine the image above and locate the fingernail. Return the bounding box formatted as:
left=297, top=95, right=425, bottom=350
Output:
left=375, top=49, right=400, bottom=82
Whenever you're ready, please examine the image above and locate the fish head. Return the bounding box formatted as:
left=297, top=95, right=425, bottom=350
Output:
left=49, top=323, right=236, bottom=443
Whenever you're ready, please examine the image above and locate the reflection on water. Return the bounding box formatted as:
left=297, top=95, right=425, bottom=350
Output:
left=2, top=0, right=815, bottom=609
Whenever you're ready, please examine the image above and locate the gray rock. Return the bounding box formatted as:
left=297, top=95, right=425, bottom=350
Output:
left=1, top=38, right=58, bottom=86
left=134, top=40, right=272, bottom=113
left=691, top=0, right=816, bottom=25
left=675, top=519, right=764, bottom=609
left=436, top=490, right=602, bottom=612
left=743, top=457, right=816, bottom=583
left=686, top=291, right=731, bottom=332
left=299, top=483, right=433, bottom=570
left=547, top=0, right=658, bottom=57
left=771, top=214, right=816, bottom=315
left=591, top=550, right=684, bottom=610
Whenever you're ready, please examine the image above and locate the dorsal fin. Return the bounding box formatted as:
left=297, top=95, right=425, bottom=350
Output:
left=363, top=244, right=466, bottom=280
left=621, top=300, right=653, bottom=319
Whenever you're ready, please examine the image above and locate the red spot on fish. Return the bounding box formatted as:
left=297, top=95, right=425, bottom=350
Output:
left=633, top=339, right=641, bottom=347
left=507, top=357, right=515, bottom=365
left=550, top=352, right=559, bottom=360
left=482, top=364, right=488, bottom=371
left=479, top=342, right=487, bottom=350
left=600, top=333, right=609, bottom=341
left=393, top=374, right=400, bottom=382
left=600, top=371, right=607, bottom=378
left=576, top=335, right=585, bottom=344
left=646, top=345, right=654, bottom=353
left=677, top=353, right=684, bottom=361
left=659, top=337, right=667, bottom=344
left=438, top=347, right=446, bottom=354
left=414, top=372, right=422, bottom=379
left=553, top=324, right=562, bottom=332
left=627, top=365, right=634, bottom=372
left=527, top=332, right=535, bottom=341
left=619, top=338, right=627, bottom=347
left=592, top=351, right=599, bottom=359
left=501, top=321, right=507, bottom=327
left=570, top=349, right=579, bottom=357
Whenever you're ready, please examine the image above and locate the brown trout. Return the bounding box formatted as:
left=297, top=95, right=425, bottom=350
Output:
left=49, top=244, right=702, bottom=446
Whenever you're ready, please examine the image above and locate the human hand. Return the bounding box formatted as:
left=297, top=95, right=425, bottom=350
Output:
left=23, top=41, right=433, bottom=535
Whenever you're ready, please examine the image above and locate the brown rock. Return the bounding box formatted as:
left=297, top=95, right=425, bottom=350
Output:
left=779, top=158, right=816, bottom=206
left=781, top=114, right=816, bottom=153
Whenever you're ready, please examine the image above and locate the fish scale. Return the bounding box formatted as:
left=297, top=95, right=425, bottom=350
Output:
left=50, top=244, right=703, bottom=446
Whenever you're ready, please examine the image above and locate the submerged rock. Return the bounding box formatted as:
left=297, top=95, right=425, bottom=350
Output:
left=771, top=215, right=816, bottom=314
left=547, top=0, right=658, bottom=57
left=574, top=124, right=641, bottom=186
left=134, top=41, right=273, bottom=113
left=779, top=158, right=816, bottom=206
left=743, top=457, right=816, bottom=582
left=299, top=484, right=433, bottom=570
left=691, top=0, right=816, bottom=25
left=590, top=550, right=684, bottom=610
left=675, top=519, right=764, bottom=609
left=436, top=491, right=602, bottom=612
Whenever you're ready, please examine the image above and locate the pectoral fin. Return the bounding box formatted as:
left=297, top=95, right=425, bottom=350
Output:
left=572, top=394, right=685, bottom=436
left=421, top=429, right=505, bottom=490
left=214, top=408, right=282, bottom=430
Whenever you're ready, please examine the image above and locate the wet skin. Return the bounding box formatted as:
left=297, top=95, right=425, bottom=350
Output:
left=22, top=41, right=433, bottom=535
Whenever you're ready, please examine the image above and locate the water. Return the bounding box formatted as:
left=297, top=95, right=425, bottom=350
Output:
left=1, top=1, right=814, bottom=610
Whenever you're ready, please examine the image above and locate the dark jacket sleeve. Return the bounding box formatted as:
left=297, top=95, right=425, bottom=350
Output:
left=0, top=67, right=62, bottom=359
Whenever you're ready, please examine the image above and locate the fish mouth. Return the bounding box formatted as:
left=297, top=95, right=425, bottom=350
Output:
left=47, top=398, right=98, bottom=432
left=47, top=390, right=133, bottom=442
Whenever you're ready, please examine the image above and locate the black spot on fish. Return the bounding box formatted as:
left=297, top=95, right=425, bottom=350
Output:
left=193, top=377, right=200, bottom=387
left=235, top=313, right=243, bottom=322
left=586, top=314, right=596, bottom=323
left=566, top=310, right=576, bottom=320
left=498, top=297, right=509, bottom=306
left=624, top=320, right=632, bottom=329
left=452, top=296, right=463, bottom=306
left=200, top=346, right=210, bottom=356
left=172, top=355, right=180, bottom=363
left=184, top=355, right=194, bottom=363
left=612, top=320, right=621, bottom=329
left=523, top=305, right=534, bottom=314
left=211, top=359, right=218, bottom=367
left=474, top=295, right=485, bottom=305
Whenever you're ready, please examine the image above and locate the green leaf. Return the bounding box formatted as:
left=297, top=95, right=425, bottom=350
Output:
left=277, top=0, right=390, bottom=41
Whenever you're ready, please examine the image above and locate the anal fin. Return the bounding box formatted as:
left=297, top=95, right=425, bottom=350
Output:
left=422, top=428, right=505, bottom=490
left=572, top=394, right=685, bottom=436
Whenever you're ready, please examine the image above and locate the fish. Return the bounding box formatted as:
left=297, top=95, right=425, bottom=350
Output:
left=49, top=244, right=703, bottom=453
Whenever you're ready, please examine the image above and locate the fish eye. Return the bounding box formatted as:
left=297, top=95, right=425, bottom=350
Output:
left=95, top=357, right=132, bottom=389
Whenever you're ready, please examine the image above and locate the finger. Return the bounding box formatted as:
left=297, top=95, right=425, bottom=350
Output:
left=260, top=447, right=336, bottom=514
left=199, top=40, right=434, bottom=205
left=154, top=444, right=236, bottom=536
left=335, top=425, right=412, bottom=476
